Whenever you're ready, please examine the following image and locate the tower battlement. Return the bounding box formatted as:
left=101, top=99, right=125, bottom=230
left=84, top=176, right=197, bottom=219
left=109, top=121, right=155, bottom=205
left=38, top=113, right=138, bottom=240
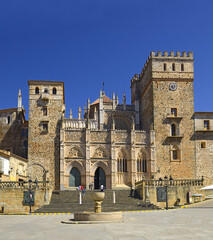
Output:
left=150, top=51, right=193, bottom=59
left=136, top=51, right=194, bottom=88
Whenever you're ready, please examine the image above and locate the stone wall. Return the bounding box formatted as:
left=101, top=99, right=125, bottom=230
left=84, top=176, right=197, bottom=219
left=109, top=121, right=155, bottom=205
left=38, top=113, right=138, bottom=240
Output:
left=28, top=81, right=64, bottom=190
left=136, top=179, right=204, bottom=208
left=139, top=185, right=204, bottom=208
left=0, top=183, right=52, bottom=214
left=195, top=132, right=213, bottom=185
left=152, top=80, right=196, bottom=179
left=0, top=109, right=28, bottom=159
left=138, top=51, right=196, bottom=180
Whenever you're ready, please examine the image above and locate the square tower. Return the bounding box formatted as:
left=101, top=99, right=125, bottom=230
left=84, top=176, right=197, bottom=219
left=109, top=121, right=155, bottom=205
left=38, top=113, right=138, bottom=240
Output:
left=132, top=51, right=196, bottom=179
left=28, top=81, right=65, bottom=189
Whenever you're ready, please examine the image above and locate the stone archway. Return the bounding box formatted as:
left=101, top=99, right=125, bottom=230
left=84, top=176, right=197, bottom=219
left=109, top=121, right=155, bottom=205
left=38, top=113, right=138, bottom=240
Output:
left=94, top=167, right=106, bottom=189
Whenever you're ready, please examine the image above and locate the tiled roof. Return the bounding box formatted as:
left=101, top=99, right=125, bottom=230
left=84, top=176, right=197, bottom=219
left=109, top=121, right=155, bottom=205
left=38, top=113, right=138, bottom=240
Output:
left=91, top=95, right=112, bottom=105
left=0, top=108, right=17, bottom=114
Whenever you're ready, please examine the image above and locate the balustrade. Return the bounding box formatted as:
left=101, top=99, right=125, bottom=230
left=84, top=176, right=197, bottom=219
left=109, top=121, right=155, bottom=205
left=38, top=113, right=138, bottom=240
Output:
left=135, top=178, right=204, bottom=188
left=0, top=181, right=50, bottom=189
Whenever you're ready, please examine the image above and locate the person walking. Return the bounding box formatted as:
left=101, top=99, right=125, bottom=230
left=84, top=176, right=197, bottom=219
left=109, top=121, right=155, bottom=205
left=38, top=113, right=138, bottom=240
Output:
left=100, top=184, right=104, bottom=192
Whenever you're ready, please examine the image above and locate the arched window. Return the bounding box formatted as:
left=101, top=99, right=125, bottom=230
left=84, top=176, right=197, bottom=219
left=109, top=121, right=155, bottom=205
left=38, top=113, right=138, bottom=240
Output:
left=163, top=63, right=167, bottom=71
left=137, top=150, right=147, bottom=173
left=35, top=87, right=39, bottom=94
left=171, top=145, right=180, bottom=161
left=53, top=88, right=57, bottom=95
left=181, top=63, right=184, bottom=71
left=117, top=152, right=127, bottom=172
left=137, top=158, right=147, bottom=172
left=44, top=88, right=48, bottom=93
left=171, top=123, right=176, bottom=136
left=142, top=158, right=147, bottom=172
left=172, top=63, right=175, bottom=71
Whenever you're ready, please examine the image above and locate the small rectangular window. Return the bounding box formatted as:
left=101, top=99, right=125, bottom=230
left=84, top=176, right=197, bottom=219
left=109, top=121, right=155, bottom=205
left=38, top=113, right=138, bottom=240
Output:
left=173, top=150, right=178, bottom=160
left=171, top=108, right=177, bottom=117
left=204, top=120, right=209, bottom=130
left=43, top=107, right=47, bottom=116
left=43, top=123, right=48, bottom=132
left=7, top=116, right=11, bottom=124
left=201, top=142, right=206, bottom=149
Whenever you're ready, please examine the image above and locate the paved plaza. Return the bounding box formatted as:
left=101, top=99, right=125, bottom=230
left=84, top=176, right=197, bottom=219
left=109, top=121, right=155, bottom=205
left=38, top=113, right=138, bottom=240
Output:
left=0, top=200, right=213, bottom=240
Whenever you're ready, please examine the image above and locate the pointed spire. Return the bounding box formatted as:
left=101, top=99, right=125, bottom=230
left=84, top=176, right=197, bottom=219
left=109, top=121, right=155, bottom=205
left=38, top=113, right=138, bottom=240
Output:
left=78, top=106, right=82, bottom=119
left=123, top=93, right=126, bottom=110
left=112, top=92, right=115, bottom=110
left=18, top=89, right=22, bottom=112
left=69, top=109, right=73, bottom=119
left=100, top=90, right=103, bottom=98
left=87, top=98, right=90, bottom=110
left=116, top=94, right=119, bottom=105
left=87, top=98, right=90, bottom=119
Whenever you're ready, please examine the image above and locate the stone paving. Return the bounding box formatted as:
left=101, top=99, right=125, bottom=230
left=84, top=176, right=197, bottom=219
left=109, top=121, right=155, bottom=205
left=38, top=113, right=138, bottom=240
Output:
left=0, top=200, right=213, bottom=240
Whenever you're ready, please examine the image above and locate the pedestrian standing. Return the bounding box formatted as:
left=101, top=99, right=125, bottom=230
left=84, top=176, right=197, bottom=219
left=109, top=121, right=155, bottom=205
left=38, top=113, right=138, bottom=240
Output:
left=82, top=188, right=86, bottom=198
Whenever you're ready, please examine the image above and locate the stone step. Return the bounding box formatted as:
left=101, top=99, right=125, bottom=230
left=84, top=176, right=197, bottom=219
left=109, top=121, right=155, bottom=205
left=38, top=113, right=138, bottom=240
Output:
left=34, top=189, right=159, bottom=213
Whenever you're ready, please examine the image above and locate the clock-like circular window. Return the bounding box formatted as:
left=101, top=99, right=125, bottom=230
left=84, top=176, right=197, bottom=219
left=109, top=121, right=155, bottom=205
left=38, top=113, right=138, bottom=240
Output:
left=169, top=82, right=177, bottom=91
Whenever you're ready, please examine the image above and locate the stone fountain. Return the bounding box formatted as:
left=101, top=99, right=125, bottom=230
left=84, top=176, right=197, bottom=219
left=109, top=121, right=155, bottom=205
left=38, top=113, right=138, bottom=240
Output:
left=62, top=191, right=123, bottom=224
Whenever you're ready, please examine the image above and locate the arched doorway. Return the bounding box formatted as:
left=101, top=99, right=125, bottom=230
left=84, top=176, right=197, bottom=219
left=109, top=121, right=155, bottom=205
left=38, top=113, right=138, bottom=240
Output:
left=69, top=167, right=81, bottom=187
left=94, top=167, right=106, bottom=189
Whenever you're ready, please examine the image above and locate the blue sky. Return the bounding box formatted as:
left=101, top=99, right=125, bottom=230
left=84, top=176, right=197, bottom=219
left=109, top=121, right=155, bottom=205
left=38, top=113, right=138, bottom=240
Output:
left=0, top=0, right=213, bottom=118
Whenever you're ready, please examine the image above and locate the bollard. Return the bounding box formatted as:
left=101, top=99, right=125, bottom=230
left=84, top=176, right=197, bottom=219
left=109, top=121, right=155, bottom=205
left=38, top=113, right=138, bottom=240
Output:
left=113, top=191, right=116, bottom=204
left=79, top=192, right=82, bottom=204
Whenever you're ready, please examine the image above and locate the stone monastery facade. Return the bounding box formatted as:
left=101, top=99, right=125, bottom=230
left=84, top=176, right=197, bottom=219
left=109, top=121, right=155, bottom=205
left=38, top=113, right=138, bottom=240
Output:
left=1, top=51, right=213, bottom=190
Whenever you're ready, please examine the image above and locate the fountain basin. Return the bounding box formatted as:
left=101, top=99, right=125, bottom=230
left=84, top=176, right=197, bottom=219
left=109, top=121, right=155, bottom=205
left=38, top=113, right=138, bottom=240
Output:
left=90, top=191, right=105, bottom=201
left=74, top=211, right=123, bottom=221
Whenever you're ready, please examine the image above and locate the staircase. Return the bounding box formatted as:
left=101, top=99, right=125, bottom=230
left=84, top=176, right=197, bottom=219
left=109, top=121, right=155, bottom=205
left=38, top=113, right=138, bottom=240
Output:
left=34, top=189, right=160, bottom=213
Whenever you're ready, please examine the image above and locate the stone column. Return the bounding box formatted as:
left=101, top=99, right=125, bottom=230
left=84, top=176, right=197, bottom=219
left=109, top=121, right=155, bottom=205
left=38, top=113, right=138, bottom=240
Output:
left=150, top=130, right=156, bottom=178
left=60, top=127, right=65, bottom=190
left=99, top=90, right=103, bottom=130
left=130, top=130, right=136, bottom=186
left=85, top=129, right=91, bottom=189
left=110, top=129, right=116, bottom=188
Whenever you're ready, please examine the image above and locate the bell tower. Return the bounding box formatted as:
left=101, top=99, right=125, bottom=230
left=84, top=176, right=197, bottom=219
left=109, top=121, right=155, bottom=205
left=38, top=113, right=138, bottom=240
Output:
left=28, top=80, right=65, bottom=189
left=132, top=51, right=196, bottom=179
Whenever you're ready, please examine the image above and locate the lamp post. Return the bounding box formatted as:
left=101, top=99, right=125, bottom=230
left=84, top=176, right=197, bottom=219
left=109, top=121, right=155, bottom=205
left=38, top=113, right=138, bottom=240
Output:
left=164, top=176, right=168, bottom=210
left=23, top=179, right=37, bottom=213
left=159, top=176, right=172, bottom=210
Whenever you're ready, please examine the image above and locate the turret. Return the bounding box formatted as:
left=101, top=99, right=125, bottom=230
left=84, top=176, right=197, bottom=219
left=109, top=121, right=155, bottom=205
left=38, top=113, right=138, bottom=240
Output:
left=78, top=106, right=82, bottom=120
left=99, top=90, right=103, bottom=129
left=18, top=89, right=22, bottom=113
left=123, top=93, right=126, bottom=110
left=69, top=109, right=73, bottom=119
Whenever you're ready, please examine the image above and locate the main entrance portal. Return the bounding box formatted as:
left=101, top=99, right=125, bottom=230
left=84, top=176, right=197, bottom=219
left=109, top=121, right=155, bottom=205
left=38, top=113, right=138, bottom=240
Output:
left=94, top=167, right=106, bottom=189
left=69, top=167, right=81, bottom=187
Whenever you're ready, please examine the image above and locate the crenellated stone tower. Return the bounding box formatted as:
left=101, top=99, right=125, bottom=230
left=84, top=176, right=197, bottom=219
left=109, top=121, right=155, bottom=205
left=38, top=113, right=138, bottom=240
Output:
left=131, top=51, right=196, bottom=179
left=28, top=81, right=65, bottom=189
